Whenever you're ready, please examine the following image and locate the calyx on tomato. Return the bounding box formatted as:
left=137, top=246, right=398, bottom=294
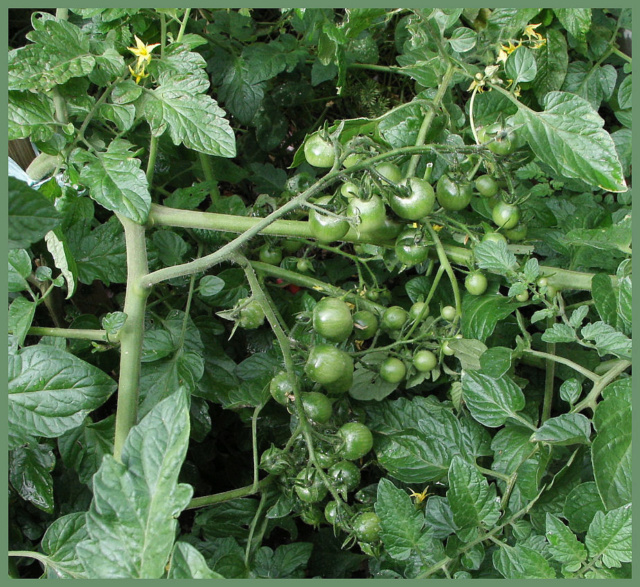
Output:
left=477, top=123, right=516, bottom=155
left=237, top=297, right=265, bottom=329
left=388, top=177, right=436, bottom=220
left=309, top=195, right=350, bottom=243
left=395, top=229, right=430, bottom=267
left=346, top=194, right=387, bottom=235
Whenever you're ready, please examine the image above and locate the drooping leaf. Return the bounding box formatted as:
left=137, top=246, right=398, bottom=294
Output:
left=145, top=73, right=236, bottom=157
left=9, top=442, right=56, bottom=513
left=8, top=297, right=36, bottom=348
left=74, top=139, right=151, bottom=224
left=530, top=413, right=592, bottom=446
left=40, top=513, right=90, bottom=578
left=8, top=345, right=117, bottom=449
left=167, top=542, right=224, bottom=579
left=513, top=91, right=626, bottom=192
left=76, top=388, right=193, bottom=578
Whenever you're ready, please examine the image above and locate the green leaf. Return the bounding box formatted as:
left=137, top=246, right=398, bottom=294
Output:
left=580, top=321, right=631, bottom=360
left=563, top=482, right=605, bottom=533
left=447, top=338, right=487, bottom=371
left=505, top=46, right=537, bottom=86
left=559, top=378, right=582, bottom=405
left=491, top=425, right=540, bottom=500
left=565, top=222, right=631, bottom=254
left=513, top=91, right=627, bottom=192
left=8, top=249, right=31, bottom=293
left=563, top=62, right=617, bottom=112
left=152, top=230, right=189, bottom=266
left=378, top=103, right=425, bottom=148
left=493, top=544, right=556, bottom=578
left=541, top=322, right=576, bottom=343
left=45, top=229, right=78, bottom=298
left=424, top=496, right=458, bottom=539
left=530, top=413, right=591, bottom=446
left=461, top=293, right=520, bottom=342
left=486, top=8, right=542, bottom=42
left=167, top=542, right=224, bottom=579
left=8, top=177, right=61, bottom=249
left=199, top=275, right=225, bottom=297
left=592, top=379, right=631, bottom=510
left=145, top=74, right=236, bottom=157
left=8, top=90, right=56, bottom=141
left=98, top=103, right=135, bottom=132
left=8, top=16, right=95, bottom=92
left=617, top=75, right=631, bottom=110
left=66, top=215, right=127, bottom=285
left=591, top=274, right=617, bottom=326
left=40, top=512, right=89, bottom=578
left=8, top=345, right=117, bottom=448
left=349, top=364, right=399, bottom=401
left=194, top=500, right=260, bottom=541
left=375, top=478, right=426, bottom=560
left=472, top=240, right=518, bottom=275
left=76, top=388, right=193, bottom=578
left=479, top=347, right=512, bottom=379
left=447, top=456, right=501, bottom=533
left=585, top=504, right=632, bottom=568
left=8, top=296, right=36, bottom=348
left=461, top=370, right=526, bottom=428
left=75, top=139, right=150, bottom=224
left=448, top=27, right=477, bottom=53
left=617, top=276, right=632, bottom=335
left=252, top=543, right=313, bottom=578
left=57, top=416, right=115, bottom=485
left=9, top=442, right=56, bottom=513
left=545, top=513, right=587, bottom=570
left=554, top=8, right=592, bottom=44
left=533, top=29, right=568, bottom=102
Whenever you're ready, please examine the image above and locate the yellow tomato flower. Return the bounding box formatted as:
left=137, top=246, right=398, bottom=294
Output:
left=500, top=40, right=521, bottom=55
left=523, top=23, right=543, bottom=41
left=128, top=64, right=149, bottom=84
left=409, top=486, right=430, bottom=503
left=128, top=35, right=161, bottom=70
left=496, top=48, right=509, bottom=64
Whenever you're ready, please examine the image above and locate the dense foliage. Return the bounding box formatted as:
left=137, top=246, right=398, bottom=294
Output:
left=8, top=7, right=632, bottom=579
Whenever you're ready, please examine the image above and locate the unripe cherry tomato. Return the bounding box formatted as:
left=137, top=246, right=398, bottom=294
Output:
left=492, top=201, right=520, bottom=230
left=381, top=306, right=409, bottom=331
left=413, top=349, right=437, bottom=372
left=389, top=177, right=436, bottom=220
left=312, top=297, right=353, bottom=342
left=304, top=133, right=335, bottom=168
left=337, top=422, right=373, bottom=461
left=352, top=512, right=381, bottom=543
left=465, top=271, right=488, bottom=295
left=436, top=174, right=473, bottom=211
left=441, top=305, right=457, bottom=321
left=352, top=310, right=379, bottom=340
left=379, top=357, right=406, bottom=383
left=309, top=195, right=350, bottom=243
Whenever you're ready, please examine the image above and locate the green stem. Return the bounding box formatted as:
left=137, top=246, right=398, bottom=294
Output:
left=159, top=13, right=166, bottom=59
left=16, top=326, right=110, bottom=342
left=51, top=88, right=69, bottom=125
left=198, top=152, right=220, bottom=201
left=245, top=490, right=268, bottom=566
left=571, top=360, right=631, bottom=414
left=146, top=136, right=159, bottom=185
left=250, top=404, right=262, bottom=493
left=55, top=8, right=68, bottom=20
left=541, top=316, right=556, bottom=423
left=406, top=63, right=455, bottom=178
left=611, top=46, right=631, bottom=62
left=185, top=479, right=272, bottom=510
left=177, top=8, right=191, bottom=42
left=113, top=215, right=150, bottom=462
left=426, top=223, right=462, bottom=323
left=523, top=349, right=599, bottom=383
left=402, top=264, right=444, bottom=341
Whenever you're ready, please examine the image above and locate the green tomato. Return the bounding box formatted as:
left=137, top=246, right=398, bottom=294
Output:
left=297, top=258, right=313, bottom=273
left=300, top=506, right=324, bottom=527
left=295, top=468, right=329, bottom=503
left=269, top=371, right=295, bottom=405
left=482, top=231, right=507, bottom=244
left=324, top=500, right=340, bottom=525
left=516, top=291, right=529, bottom=302
left=465, top=271, right=488, bottom=295
left=283, top=239, right=304, bottom=254
left=365, top=215, right=404, bottom=243
left=504, top=222, right=527, bottom=242
left=413, top=349, right=437, bottom=372
left=379, top=357, right=406, bottom=383
left=301, top=391, right=333, bottom=424
left=410, top=301, right=429, bottom=322
left=352, top=310, right=379, bottom=340
left=474, top=174, right=499, bottom=198
left=536, top=277, right=548, bottom=288
left=352, top=512, right=381, bottom=543
left=442, top=341, right=455, bottom=356
left=304, top=133, right=335, bottom=168
left=312, top=297, right=353, bottom=342
left=492, top=201, right=520, bottom=230
left=259, top=445, right=290, bottom=475
left=395, top=229, right=429, bottom=267
left=436, top=174, right=473, bottom=211
left=258, top=244, right=283, bottom=265
left=238, top=298, right=265, bottom=329
left=309, top=195, right=350, bottom=244
left=346, top=194, right=387, bottom=235
left=477, top=123, right=516, bottom=155
left=343, top=153, right=364, bottom=168
left=323, top=367, right=353, bottom=396
left=328, top=460, right=361, bottom=493
left=389, top=177, right=436, bottom=220
left=441, top=305, right=457, bottom=321
left=341, top=181, right=360, bottom=198
left=381, top=306, right=409, bottom=331
left=305, top=344, right=354, bottom=386
left=337, top=422, right=374, bottom=461
left=375, top=162, right=403, bottom=183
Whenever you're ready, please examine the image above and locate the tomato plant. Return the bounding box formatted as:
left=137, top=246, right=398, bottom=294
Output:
left=8, top=7, right=632, bottom=580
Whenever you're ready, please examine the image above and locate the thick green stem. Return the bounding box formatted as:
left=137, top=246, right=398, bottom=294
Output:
left=113, top=215, right=150, bottom=461
left=523, top=348, right=599, bottom=383
left=541, top=317, right=556, bottom=423
left=146, top=136, right=159, bottom=185
left=185, top=479, right=272, bottom=510
left=177, top=8, right=191, bottom=42
left=426, top=223, right=462, bottom=322
left=198, top=152, right=220, bottom=201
